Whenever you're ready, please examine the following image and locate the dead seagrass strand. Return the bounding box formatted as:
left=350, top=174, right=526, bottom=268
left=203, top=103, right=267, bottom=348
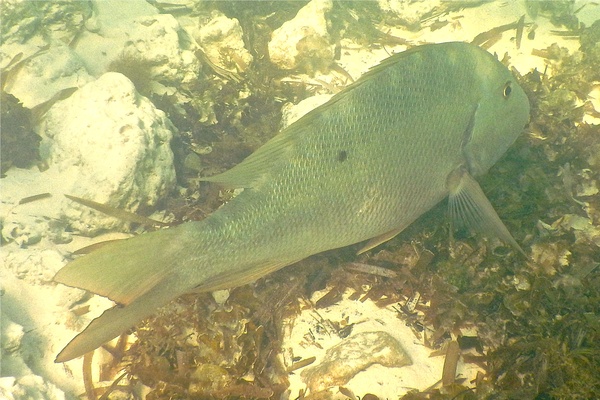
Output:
left=54, top=41, right=530, bottom=362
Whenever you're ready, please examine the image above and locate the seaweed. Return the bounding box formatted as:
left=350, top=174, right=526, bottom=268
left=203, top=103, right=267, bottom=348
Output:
left=0, top=92, right=41, bottom=175
left=0, top=0, right=91, bottom=45
left=77, top=3, right=600, bottom=399
left=406, top=19, right=600, bottom=399
left=525, top=0, right=580, bottom=30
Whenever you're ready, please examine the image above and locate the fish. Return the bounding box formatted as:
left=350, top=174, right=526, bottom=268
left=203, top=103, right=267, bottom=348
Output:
left=54, top=41, right=530, bottom=362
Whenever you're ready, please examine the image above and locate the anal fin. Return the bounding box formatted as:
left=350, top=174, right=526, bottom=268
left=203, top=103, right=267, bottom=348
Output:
left=193, top=259, right=297, bottom=293
left=357, top=228, right=403, bottom=255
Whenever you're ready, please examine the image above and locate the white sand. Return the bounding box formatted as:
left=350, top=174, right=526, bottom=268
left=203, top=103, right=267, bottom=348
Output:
left=1, top=1, right=598, bottom=398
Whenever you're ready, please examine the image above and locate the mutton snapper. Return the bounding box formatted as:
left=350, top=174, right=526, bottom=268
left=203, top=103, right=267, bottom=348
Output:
left=54, top=42, right=529, bottom=362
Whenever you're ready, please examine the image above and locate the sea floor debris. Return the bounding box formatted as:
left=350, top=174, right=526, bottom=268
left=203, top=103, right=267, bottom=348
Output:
left=2, top=1, right=599, bottom=399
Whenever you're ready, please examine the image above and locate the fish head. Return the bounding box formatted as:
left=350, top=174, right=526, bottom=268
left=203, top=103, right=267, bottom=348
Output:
left=463, top=53, right=530, bottom=177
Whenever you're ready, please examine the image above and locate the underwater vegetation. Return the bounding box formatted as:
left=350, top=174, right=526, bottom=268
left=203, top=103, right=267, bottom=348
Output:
left=71, top=14, right=600, bottom=400
left=5, top=1, right=598, bottom=398
left=0, top=92, right=40, bottom=176
left=85, top=7, right=599, bottom=398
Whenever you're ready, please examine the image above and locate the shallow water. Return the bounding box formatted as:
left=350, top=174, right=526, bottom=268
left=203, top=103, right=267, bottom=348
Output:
left=1, top=1, right=599, bottom=399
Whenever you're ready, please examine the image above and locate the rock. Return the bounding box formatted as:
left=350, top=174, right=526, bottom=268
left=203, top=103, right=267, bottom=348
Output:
left=97, top=10, right=209, bottom=121
left=71, top=0, right=200, bottom=96
left=1, top=319, right=25, bottom=355
left=1, top=249, right=63, bottom=284
left=71, top=0, right=159, bottom=76
left=378, top=0, right=442, bottom=31
left=186, top=10, right=253, bottom=73
left=302, top=331, right=412, bottom=392
left=0, top=268, right=81, bottom=399
left=0, top=374, right=66, bottom=400
left=1, top=0, right=94, bottom=109
left=40, top=72, right=176, bottom=235
left=268, top=0, right=334, bottom=73
left=1, top=1, right=201, bottom=110
left=110, top=14, right=200, bottom=95
left=0, top=244, right=116, bottom=397
left=1, top=72, right=176, bottom=242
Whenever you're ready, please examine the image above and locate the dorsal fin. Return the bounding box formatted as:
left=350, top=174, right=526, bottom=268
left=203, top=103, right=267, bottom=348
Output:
left=200, top=131, right=294, bottom=188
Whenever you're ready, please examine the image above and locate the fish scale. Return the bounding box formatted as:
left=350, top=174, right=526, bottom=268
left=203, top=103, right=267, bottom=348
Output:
left=54, top=41, right=530, bottom=362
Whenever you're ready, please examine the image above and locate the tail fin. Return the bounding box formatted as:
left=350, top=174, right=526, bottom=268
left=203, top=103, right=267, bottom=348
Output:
left=55, top=281, right=176, bottom=362
left=54, top=222, right=299, bottom=362
left=55, top=226, right=188, bottom=306
left=54, top=225, right=195, bottom=362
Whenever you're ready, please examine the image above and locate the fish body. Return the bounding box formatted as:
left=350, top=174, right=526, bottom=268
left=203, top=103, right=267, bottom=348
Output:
left=55, top=42, right=530, bottom=362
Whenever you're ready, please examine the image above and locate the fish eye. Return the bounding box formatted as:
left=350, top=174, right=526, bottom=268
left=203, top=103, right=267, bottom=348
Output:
left=503, top=81, right=512, bottom=98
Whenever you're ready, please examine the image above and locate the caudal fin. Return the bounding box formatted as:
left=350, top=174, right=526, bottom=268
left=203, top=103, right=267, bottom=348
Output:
left=55, top=282, right=176, bottom=362
left=55, top=225, right=190, bottom=306
left=54, top=224, right=196, bottom=362
left=54, top=221, right=299, bottom=362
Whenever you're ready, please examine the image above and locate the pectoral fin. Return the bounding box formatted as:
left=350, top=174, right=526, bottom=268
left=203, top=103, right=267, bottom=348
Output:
left=447, top=167, right=525, bottom=256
